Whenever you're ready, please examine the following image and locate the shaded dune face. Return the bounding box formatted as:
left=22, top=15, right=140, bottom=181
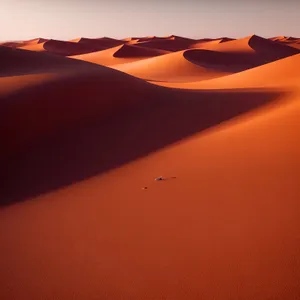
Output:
left=42, top=39, right=105, bottom=56
left=2, top=86, right=282, bottom=205
left=69, top=44, right=170, bottom=66
left=113, top=44, right=169, bottom=58
left=1, top=33, right=300, bottom=300
left=0, top=46, right=101, bottom=77
left=183, top=49, right=267, bottom=71
left=154, top=53, right=300, bottom=89
left=247, top=35, right=300, bottom=60
left=70, top=37, right=125, bottom=50
left=135, top=39, right=196, bottom=52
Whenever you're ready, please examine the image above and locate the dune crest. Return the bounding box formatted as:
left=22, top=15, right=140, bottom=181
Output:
left=1, top=32, right=300, bottom=300
left=70, top=43, right=169, bottom=66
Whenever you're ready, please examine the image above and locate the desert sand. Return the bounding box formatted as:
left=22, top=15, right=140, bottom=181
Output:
left=1, top=33, right=300, bottom=300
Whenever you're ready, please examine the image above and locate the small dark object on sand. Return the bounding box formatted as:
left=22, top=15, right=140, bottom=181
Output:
left=142, top=186, right=148, bottom=190
left=155, top=176, right=176, bottom=181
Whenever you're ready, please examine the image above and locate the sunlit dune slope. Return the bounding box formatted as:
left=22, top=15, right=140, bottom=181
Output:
left=153, top=53, right=300, bottom=89
left=1, top=33, right=300, bottom=300
left=1, top=84, right=299, bottom=299
left=199, top=35, right=299, bottom=61
left=112, top=48, right=269, bottom=82
left=0, top=61, right=154, bottom=161
left=0, top=38, right=48, bottom=48
left=70, top=43, right=169, bottom=66
left=189, top=37, right=234, bottom=49
left=0, top=46, right=101, bottom=77
left=17, top=39, right=112, bottom=56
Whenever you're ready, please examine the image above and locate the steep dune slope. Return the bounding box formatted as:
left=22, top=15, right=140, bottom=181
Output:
left=1, top=86, right=299, bottom=299
left=154, top=53, right=300, bottom=89
left=1, top=33, right=300, bottom=300
left=0, top=46, right=102, bottom=77
left=200, top=35, right=299, bottom=62
left=113, top=48, right=268, bottom=82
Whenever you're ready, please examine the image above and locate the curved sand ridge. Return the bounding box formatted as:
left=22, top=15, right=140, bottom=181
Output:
left=135, top=36, right=197, bottom=52
left=70, top=43, right=169, bottom=66
left=1, top=67, right=300, bottom=300
left=0, top=46, right=103, bottom=77
left=153, top=53, right=300, bottom=89
left=113, top=48, right=272, bottom=82
left=1, top=33, right=300, bottom=300
left=69, top=37, right=125, bottom=50
left=0, top=38, right=48, bottom=48
left=0, top=54, right=154, bottom=160
left=188, top=37, right=235, bottom=49
left=269, top=36, right=300, bottom=50
left=202, top=34, right=299, bottom=59
left=19, top=39, right=113, bottom=56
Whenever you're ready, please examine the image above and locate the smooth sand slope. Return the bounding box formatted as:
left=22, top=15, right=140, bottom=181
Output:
left=1, top=86, right=299, bottom=300
left=113, top=45, right=289, bottom=82
left=1, top=34, right=300, bottom=300
left=112, top=49, right=235, bottom=82
left=0, top=47, right=157, bottom=162
left=197, top=35, right=299, bottom=61
left=188, top=37, right=235, bottom=49
left=153, top=53, right=300, bottom=89
left=70, top=43, right=169, bottom=66
left=0, top=38, right=48, bottom=48
left=18, top=39, right=114, bottom=56
left=0, top=45, right=104, bottom=77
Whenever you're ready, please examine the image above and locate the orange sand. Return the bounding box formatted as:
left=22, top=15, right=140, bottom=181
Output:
left=0, top=33, right=300, bottom=300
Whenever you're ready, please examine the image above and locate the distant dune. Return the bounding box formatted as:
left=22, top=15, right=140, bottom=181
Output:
left=152, top=53, right=300, bottom=89
left=0, top=33, right=300, bottom=300
left=70, top=43, right=170, bottom=66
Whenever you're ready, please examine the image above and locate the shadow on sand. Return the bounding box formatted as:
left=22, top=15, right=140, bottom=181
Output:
left=1, top=87, right=285, bottom=205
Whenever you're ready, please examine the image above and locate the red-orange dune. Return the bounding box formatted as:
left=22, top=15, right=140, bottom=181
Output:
left=69, top=37, right=125, bottom=49
left=0, top=38, right=48, bottom=48
left=134, top=35, right=197, bottom=51
left=0, top=34, right=300, bottom=300
left=112, top=49, right=237, bottom=82
left=18, top=39, right=119, bottom=56
left=153, top=53, right=300, bottom=89
left=70, top=43, right=170, bottom=66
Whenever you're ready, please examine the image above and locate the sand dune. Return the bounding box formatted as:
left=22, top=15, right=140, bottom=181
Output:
left=69, top=37, right=125, bottom=49
left=1, top=33, right=300, bottom=300
left=112, top=47, right=276, bottom=82
left=153, top=53, right=300, bottom=89
left=17, top=39, right=112, bottom=56
left=0, top=45, right=103, bottom=77
left=70, top=43, right=169, bottom=66
left=200, top=35, right=299, bottom=60
left=134, top=36, right=196, bottom=52
left=1, top=82, right=299, bottom=300
left=188, top=37, right=234, bottom=49
left=0, top=38, right=48, bottom=48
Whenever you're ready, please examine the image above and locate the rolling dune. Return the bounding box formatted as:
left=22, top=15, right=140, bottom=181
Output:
left=153, top=53, right=300, bottom=89
left=112, top=47, right=274, bottom=82
left=69, top=37, right=125, bottom=50
left=1, top=33, right=300, bottom=300
left=70, top=43, right=169, bottom=66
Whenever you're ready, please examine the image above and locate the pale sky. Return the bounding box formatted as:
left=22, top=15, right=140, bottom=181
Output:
left=0, top=0, right=299, bottom=41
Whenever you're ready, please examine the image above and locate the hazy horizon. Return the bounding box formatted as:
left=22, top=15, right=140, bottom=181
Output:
left=1, top=0, right=299, bottom=41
